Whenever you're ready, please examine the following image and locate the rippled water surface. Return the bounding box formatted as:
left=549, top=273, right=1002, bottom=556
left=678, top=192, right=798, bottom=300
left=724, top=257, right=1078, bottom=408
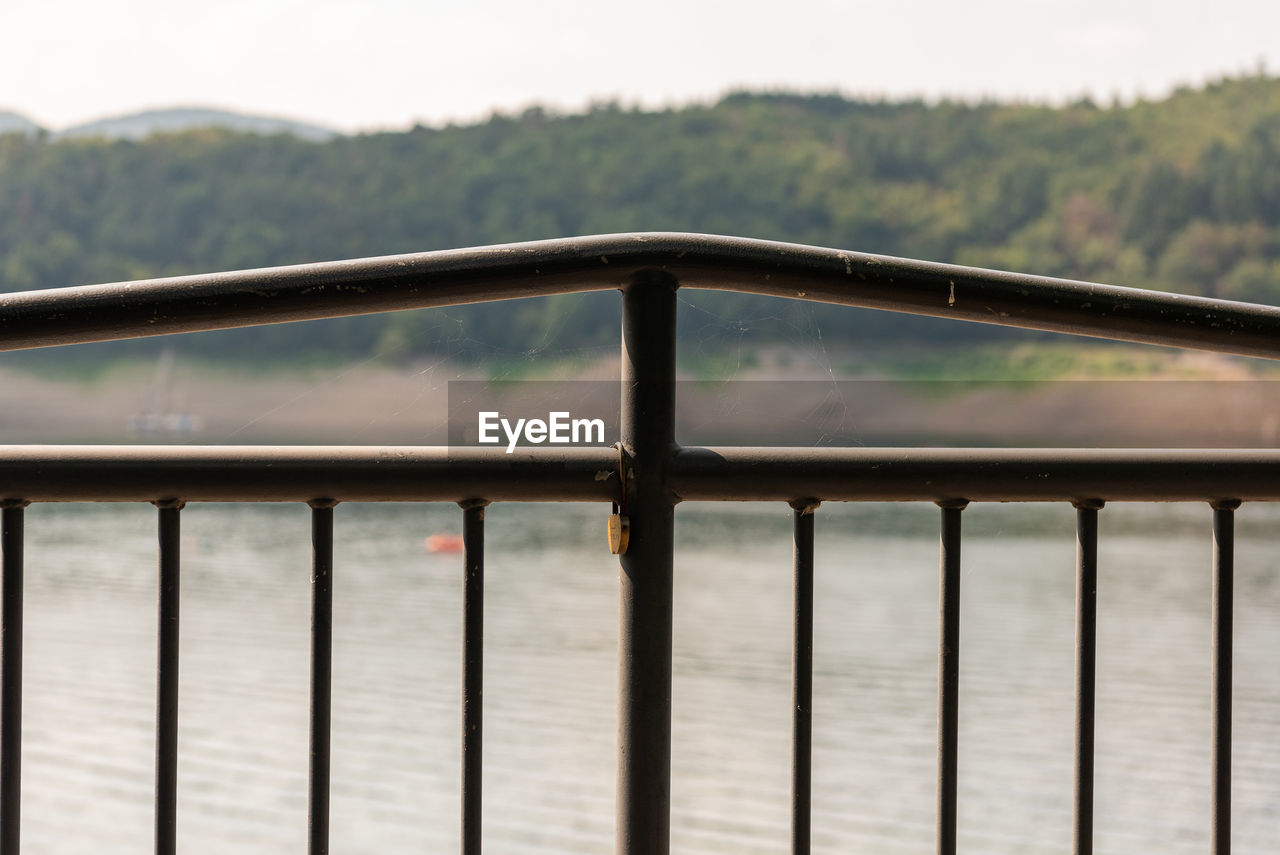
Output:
left=15, top=501, right=1280, bottom=854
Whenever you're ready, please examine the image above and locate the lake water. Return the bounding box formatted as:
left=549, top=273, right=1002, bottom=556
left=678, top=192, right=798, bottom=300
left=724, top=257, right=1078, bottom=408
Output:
left=13, top=500, right=1280, bottom=854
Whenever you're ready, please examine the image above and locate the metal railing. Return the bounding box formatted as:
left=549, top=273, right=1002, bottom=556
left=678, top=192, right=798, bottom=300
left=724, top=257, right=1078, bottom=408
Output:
left=3, top=232, right=1280, bottom=855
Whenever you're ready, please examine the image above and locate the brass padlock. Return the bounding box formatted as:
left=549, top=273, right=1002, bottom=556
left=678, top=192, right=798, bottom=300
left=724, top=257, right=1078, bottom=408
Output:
left=608, top=444, right=630, bottom=554
left=608, top=501, right=630, bottom=555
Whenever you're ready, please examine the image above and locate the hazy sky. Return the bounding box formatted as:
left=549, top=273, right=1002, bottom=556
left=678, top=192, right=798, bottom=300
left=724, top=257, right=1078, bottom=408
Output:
left=4, top=0, right=1278, bottom=131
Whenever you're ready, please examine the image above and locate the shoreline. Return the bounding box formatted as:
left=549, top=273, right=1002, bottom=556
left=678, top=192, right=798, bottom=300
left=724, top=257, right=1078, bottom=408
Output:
left=3, top=347, right=1278, bottom=447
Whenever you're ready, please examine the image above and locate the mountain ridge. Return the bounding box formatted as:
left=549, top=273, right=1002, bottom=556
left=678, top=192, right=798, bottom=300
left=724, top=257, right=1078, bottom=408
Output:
left=57, top=107, right=339, bottom=141
left=0, top=106, right=339, bottom=141
left=0, top=110, right=42, bottom=137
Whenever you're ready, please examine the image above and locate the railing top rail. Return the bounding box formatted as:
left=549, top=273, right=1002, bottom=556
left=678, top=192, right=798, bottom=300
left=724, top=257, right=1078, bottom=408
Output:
left=3, top=232, right=1280, bottom=357
left=3, top=444, right=1277, bottom=504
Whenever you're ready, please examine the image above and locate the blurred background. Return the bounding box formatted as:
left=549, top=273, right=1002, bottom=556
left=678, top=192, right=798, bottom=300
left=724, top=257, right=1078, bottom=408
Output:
left=5, top=0, right=1280, bottom=443
left=3, top=4, right=1279, bottom=855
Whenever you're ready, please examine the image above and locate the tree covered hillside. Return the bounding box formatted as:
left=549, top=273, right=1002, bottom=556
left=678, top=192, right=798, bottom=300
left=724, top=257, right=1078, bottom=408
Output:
left=4, top=75, right=1280, bottom=359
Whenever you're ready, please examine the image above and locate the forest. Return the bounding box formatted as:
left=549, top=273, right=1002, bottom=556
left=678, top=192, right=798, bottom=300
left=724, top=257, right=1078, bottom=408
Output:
left=4, top=74, right=1280, bottom=362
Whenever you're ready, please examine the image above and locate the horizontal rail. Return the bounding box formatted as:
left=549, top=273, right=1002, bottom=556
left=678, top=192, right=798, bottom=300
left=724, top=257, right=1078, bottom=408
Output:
left=0, top=446, right=620, bottom=503
left=3, top=445, right=1279, bottom=503
left=5, top=233, right=1280, bottom=358
left=668, top=447, right=1276, bottom=503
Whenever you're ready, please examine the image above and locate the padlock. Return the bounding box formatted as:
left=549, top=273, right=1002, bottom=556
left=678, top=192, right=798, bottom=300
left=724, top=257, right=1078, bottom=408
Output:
left=608, top=501, right=630, bottom=555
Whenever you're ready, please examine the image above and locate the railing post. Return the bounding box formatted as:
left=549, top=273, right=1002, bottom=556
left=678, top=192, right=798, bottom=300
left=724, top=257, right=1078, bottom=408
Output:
left=617, top=270, right=678, bottom=855
left=1073, top=499, right=1103, bottom=855
left=790, top=500, right=819, bottom=855
left=308, top=499, right=337, bottom=855
left=936, top=500, right=967, bottom=855
left=1210, top=499, right=1239, bottom=855
left=1, top=500, right=27, bottom=855
left=154, top=499, right=185, bottom=855
left=460, top=499, right=489, bottom=855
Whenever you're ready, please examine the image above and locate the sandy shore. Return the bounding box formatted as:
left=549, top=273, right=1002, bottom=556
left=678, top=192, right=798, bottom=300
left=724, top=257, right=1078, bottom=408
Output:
left=2, top=351, right=1279, bottom=447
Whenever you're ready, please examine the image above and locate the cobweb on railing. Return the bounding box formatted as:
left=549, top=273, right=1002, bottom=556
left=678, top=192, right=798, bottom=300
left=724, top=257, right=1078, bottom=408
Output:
left=675, top=292, right=858, bottom=446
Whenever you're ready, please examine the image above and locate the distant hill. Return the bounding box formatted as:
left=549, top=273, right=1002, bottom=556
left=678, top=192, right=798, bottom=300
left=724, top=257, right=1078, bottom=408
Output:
left=4, top=76, right=1280, bottom=362
left=0, top=110, right=42, bottom=137
left=58, top=108, right=338, bottom=142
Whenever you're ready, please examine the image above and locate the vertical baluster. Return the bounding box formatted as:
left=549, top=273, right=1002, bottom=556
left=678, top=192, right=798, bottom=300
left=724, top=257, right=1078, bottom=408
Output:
left=154, top=499, right=185, bottom=855
left=1073, top=500, right=1103, bottom=855
left=308, top=500, right=336, bottom=855
left=1211, top=500, right=1238, bottom=855
left=1, top=500, right=27, bottom=855
left=460, top=500, right=488, bottom=855
left=790, top=500, right=818, bottom=855
left=936, top=501, right=966, bottom=855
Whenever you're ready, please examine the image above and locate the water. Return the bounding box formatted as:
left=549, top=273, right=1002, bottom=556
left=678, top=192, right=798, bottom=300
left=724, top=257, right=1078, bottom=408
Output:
left=13, top=501, right=1280, bottom=854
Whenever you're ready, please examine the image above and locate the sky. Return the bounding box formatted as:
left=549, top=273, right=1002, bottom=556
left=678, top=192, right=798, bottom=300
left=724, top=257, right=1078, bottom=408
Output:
left=3, top=0, right=1279, bottom=132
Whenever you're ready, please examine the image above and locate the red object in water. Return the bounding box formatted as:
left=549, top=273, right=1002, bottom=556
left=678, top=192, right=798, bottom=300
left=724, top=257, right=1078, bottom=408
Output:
left=424, top=533, right=465, bottom=553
